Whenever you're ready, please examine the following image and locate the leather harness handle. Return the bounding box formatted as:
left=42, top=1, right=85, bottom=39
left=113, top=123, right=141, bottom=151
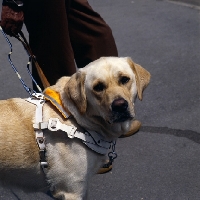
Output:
left=16, top=31, right=50, bottom=89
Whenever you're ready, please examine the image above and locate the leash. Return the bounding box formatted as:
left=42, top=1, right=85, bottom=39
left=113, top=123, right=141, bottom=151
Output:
left=0, top=26, right=50, bottom=95
left=0, top=26, right=36, bottom=95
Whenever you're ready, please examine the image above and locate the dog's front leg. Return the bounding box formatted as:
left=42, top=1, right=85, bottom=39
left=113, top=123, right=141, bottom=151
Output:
left=45, top=137, right=101, bottom=200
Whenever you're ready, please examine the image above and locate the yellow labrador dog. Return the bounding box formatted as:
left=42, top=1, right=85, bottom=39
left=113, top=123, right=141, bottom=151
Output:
left=0, top=57, right=150, bottom=199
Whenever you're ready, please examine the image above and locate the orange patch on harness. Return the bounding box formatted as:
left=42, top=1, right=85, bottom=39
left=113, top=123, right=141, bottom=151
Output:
left=44, top=88, right=70, bottom=118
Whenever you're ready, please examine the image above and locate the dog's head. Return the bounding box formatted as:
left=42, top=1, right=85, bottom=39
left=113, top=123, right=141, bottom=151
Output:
left=62, top=57, right=150, bottom=139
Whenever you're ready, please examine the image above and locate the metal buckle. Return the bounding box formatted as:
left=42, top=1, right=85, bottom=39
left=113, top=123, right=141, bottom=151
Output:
left=39, top=150, right=48, bottom=168
left=37, top=137, right=44, bottom=144
left=67, top=126, right=77, bottom=138
left=36, top=137, right=46, bottom=149
left=48, top=118, right=61, bottom=131
left=31, top=93, right=44, bottom=101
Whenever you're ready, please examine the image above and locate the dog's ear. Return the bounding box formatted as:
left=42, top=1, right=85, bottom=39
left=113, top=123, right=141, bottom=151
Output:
left=127, top=57, right=151, bottom=100
left=65, top=71, right=87, bottom=114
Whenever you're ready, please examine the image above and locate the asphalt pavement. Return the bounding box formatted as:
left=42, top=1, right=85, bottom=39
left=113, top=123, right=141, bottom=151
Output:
left=0, top=0, right=200, bottom=199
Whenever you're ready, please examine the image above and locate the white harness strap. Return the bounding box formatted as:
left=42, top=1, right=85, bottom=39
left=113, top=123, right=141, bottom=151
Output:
left=26, top=93, right=48, bottom=168
left=34, top=118, right=112, bottom=155
left=26, top=93, right=113, bottom=169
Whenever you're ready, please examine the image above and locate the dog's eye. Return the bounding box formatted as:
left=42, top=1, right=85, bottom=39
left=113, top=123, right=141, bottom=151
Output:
left=120, top=76, right=130, bottom=85
left=93, top=83, right=105, bottom=92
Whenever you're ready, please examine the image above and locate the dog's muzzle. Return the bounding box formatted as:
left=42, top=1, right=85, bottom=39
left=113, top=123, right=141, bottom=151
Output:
left=110, top=98, right=133, bottom=123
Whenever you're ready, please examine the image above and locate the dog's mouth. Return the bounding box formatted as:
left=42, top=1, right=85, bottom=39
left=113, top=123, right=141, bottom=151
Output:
left=107, top=111, right=134, bottom=124
left=92, top=111, right=133, bottom=126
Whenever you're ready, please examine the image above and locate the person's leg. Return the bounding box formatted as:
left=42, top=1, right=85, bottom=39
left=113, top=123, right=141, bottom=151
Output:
left=23, top=0, right=76, bottom=90
left=68, top=0, right=118, bottom=68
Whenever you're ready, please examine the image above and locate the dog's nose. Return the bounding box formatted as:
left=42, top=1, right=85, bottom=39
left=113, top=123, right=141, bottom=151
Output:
left=111, top=98, right=128, bottom=112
